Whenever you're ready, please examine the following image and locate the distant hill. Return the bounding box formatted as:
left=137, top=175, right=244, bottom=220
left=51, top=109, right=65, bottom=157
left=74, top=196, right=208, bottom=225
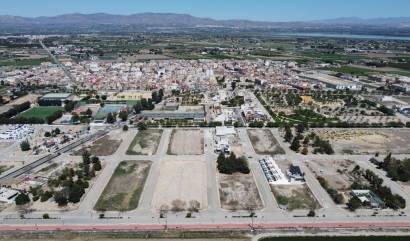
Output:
left=0, top=13, right=409, bottom=35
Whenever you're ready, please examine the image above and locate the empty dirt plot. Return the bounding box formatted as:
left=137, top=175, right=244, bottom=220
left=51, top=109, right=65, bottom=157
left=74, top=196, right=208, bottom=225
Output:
left=272, top=184, right=320, bottom=210
left=127, top=129, right=163, bottom=155
left=168, top=129, right=204, bottom=155
left=317, top=129, right=410, bottom=154
left=219, top=173, right=263, bottom=211
left=152, top=160, right=207, bottom=211
left=247, top=129, right=285, bottom=155
left=95, top=161, right=151, bottom=211
left=73, top=135, right=122, bottom=156
left=306, top=159, right=361, bottom=204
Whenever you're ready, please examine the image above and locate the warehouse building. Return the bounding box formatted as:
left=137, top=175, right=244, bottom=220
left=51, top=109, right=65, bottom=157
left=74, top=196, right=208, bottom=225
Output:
left=302, top=73, right=362, bottom=90
left=40, top=93, right=73, bottom=106
left=141, top=105, right=205, bottom=121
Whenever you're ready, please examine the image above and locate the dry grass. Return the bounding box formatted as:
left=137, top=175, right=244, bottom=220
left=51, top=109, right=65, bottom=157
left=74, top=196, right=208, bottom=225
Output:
left=272, top=184, right=320, bottom=210
left=167, top=129, right=204, bottom=155
left=73, top=135, right=122, bottom=156
left=219, top=173, right=263, bottom=211
left=247, top=129, right=285, bottom=155
left=95, top=161, right=151, bottom=211
left=127, top=129, right=163, bottom=155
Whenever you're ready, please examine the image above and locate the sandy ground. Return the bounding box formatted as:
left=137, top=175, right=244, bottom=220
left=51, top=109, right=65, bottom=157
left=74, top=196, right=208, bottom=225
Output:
left=168, top=129, right=204, bottom=155
left=95, top=161, right=151, bottom=211
left=247, top=129, right=285, bottom=155
left=317, top=129, right=410, bottom=154
left=218, top=173, right=263, bottom=211
left=128, top=129, right=163, bottom=155
left=152, top=160, right=207, bottom=211
left=272, top=184, right=320, bottom=210
left=74, top=134, right=122, bottom=156
left=307, top=159, right=356, bottom=191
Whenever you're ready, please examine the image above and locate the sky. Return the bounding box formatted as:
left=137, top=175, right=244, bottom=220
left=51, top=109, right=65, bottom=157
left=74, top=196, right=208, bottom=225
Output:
left=1, top=0, right=409, bottom=21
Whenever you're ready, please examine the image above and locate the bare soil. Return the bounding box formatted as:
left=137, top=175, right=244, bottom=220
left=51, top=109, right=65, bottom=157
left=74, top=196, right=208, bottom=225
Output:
left=219, top=173, right=263, bottom=211
left=247, top=129, right=285, bottom=155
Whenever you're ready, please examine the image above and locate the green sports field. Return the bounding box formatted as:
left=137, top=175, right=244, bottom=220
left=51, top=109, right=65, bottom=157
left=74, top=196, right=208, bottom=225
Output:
left=17, top=106, right=63, bottom=120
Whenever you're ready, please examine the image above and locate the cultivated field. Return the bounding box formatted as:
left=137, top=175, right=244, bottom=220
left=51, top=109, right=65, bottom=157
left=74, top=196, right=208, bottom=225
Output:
left=219, top=173, right=263, bottom=211
left=73, top=135, right=122, bottom=156
left=317, top=129, right=410, bottom=154
left=168, top=129, right=204, bottom=155
left=127, top=129, right=163, bottom=155
left=17, top=106, right=63, bottom=120
left=247, top=129, right=285, bottom=155
left=95, top=161, right=151, bottom=211
left=152, top=160, right=207, bottom=211
left=272, top=184, right=320, bottom=210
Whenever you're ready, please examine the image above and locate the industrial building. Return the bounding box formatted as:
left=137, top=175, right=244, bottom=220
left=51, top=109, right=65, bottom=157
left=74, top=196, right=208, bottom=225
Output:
left=141, top=105, right=205, bottom=121
left=40, top=93, right=73, bottom=106
left=302, top=73, right=362, bottom=90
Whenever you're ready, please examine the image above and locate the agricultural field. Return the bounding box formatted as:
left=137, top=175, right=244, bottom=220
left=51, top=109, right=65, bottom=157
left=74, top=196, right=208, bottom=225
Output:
left=151, top=160, right=207, bottom=211
left=73, top=134, right=122, bottom=156
left=95, top=161, right=151, bottom=211
left=168, top=129, right=204, bottom=155
left=17, top=106, right=63, bottom=120
left=218, top=173, right=263, bottom=211
left=272, top=184, right=320, bottom=210
left=126, top=129, right=163, bottom=155
left=317, top=129, right=410, bottom=154
left=247, top=129, right=285, bottom=155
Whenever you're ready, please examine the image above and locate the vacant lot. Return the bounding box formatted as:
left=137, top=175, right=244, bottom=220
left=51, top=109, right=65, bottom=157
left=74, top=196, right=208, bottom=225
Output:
left=247, top=129, right=285, bottom=155
left=317, top=129, right=410, bottom=154
left=219, top=173, right=263, bottom=211
left=168, top=129, right=204, bottom=155
left=272, top=184, right=320, bottom=210
left=95, top=161, right=151, bottom=211
left=17, top=106, right=63, bottom=120
left=127, top=129, right=163, bottom=155
left=306, top=159, right=362, bottom=204
left=307, top=159, right=356, bottom=191
left=73, top=135, right=122, bottom=156
left=152, top=160, right=207, bottom=211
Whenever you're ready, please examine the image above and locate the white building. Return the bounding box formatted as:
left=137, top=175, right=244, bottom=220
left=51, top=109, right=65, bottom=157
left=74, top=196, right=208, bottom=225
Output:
left=0, top=188, right=19, bottom=204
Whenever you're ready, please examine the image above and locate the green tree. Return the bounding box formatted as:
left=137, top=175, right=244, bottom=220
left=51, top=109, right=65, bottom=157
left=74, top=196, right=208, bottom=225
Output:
left=284, top=126, right=293, bottom=143
left=106, top=112, right=116, bottom=124
left=347, top=197, right=362, bottom=211
left=68, top=184, right=85, bottom=203
left=20, top=140, right=31, bottom=151
left=15, top=193, right=30, bottom=205
left=290, top=138, right=301, bottom=152
left=54, top=191, right=68, bottom=206
left=118, top=110, right=128, bottom=122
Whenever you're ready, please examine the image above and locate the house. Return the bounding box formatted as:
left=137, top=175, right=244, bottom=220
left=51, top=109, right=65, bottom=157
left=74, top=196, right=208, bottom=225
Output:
left=287, top=165, right=305, bottom=182
left=351, top=190, right=384, bottom=209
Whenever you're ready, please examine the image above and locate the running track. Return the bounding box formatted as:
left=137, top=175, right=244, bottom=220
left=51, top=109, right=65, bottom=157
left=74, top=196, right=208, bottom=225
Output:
left=2, top=221, right=410, bottom=232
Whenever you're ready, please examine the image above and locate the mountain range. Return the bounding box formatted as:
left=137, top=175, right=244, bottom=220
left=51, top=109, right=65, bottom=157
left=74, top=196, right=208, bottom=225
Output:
left=1, top=13, right=410, bottom=28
